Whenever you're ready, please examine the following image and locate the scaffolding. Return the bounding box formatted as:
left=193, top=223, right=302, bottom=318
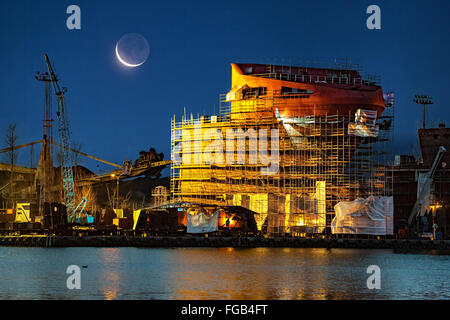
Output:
left=171, top=65, right=394, bottom=237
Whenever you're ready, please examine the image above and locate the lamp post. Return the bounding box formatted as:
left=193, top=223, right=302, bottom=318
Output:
left=413, top=95, right=433, bottom=129
left=110, top=173, right=123, bottom=209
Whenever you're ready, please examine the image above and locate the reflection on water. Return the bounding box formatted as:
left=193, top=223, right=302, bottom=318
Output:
left=166, top=247, right=384, bottom=300
left=100, top=248, right=121, bottom=300
left=0, top=247, right=449, bottom=300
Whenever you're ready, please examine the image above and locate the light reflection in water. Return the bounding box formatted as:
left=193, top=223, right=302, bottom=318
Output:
left=0, top=247, right=448, bottom=299
left=100, top=248, right=121, bottom=300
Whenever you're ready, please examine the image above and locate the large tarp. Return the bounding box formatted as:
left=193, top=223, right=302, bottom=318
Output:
left=187, top=210, right=219, bottom=233
left=348, top=109, right=379, bottom=138
left=332, top=196, right=393, bottom=235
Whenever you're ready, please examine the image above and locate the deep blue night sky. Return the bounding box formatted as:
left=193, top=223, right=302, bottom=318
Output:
left=1, top=0, right=449, bottom=174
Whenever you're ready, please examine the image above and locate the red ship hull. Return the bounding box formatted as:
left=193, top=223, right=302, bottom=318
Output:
left=230, top=63, right=386, bottom=118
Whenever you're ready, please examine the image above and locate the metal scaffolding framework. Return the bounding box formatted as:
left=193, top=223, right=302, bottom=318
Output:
left=171, top=69, right=394, bottom=237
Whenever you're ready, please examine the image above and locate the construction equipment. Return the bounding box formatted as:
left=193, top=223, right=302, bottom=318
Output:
left=14, top=203, right=31, bottom=223
left=43, top=53, right=77, bottom=222
left=35, top=70, right=54, bottom=152
left=49, top=141, right=122, bottom=169
left=0, top=139, right=44, bottom=154
left=73, top=196, right=87, bottom=218
left=407, top=146, right=447, bottom=229
left=0, top=138, right=170, bottom=183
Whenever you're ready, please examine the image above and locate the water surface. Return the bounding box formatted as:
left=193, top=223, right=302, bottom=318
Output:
left=0, top=247, right=449, bottom=299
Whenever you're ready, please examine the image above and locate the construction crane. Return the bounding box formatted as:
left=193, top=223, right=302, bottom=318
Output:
left=0, top=139, right=122, bottom=170
left=49, top=141, right=122, bottom=169
left=43, top=54, right=77, bottom=223
left=0, top=139, right=171, bottom=183
left=408, top=146, right=447, bottom=230
left=0, top=139, right=44, bottom=154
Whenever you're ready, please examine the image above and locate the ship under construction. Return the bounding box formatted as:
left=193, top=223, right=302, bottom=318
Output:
left=170, top=62, right=395, bottom=236
left=1, top=58, right=450, bottom=240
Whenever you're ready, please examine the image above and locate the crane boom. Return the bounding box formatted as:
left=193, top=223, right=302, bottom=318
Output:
left=44, top=54, right=77, bottom=222
left=408, top=146, right=447, bottom=226
left=49, top=141, right=122, bottom=168
left=0, top=139, right=44, bottom=154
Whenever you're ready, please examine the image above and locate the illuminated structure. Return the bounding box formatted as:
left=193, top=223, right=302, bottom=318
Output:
left=171, top=63, right=393, bottom=236
left=393, top=123, right=450, bottom=237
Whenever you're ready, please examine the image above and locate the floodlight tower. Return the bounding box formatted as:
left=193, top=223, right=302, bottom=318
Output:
left=413, top=95, right=433, bottom=129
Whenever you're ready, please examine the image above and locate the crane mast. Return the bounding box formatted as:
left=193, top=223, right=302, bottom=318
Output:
left=44, top=54, right=77, bottom=222
left=408, top=146, right=447, bottom=227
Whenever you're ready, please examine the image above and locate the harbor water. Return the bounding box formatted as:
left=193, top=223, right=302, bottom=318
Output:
left=0, top=247, right=449, bottom=300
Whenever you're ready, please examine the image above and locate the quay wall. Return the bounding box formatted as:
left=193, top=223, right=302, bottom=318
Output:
left=1, top=236, right=450, bottom=250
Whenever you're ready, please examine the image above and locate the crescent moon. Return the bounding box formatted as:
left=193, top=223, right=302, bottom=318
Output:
left=115, top=43, right=144, bottom=68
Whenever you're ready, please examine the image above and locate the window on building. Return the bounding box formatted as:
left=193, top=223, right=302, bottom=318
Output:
left=242, top=87, right=267, bottom=99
